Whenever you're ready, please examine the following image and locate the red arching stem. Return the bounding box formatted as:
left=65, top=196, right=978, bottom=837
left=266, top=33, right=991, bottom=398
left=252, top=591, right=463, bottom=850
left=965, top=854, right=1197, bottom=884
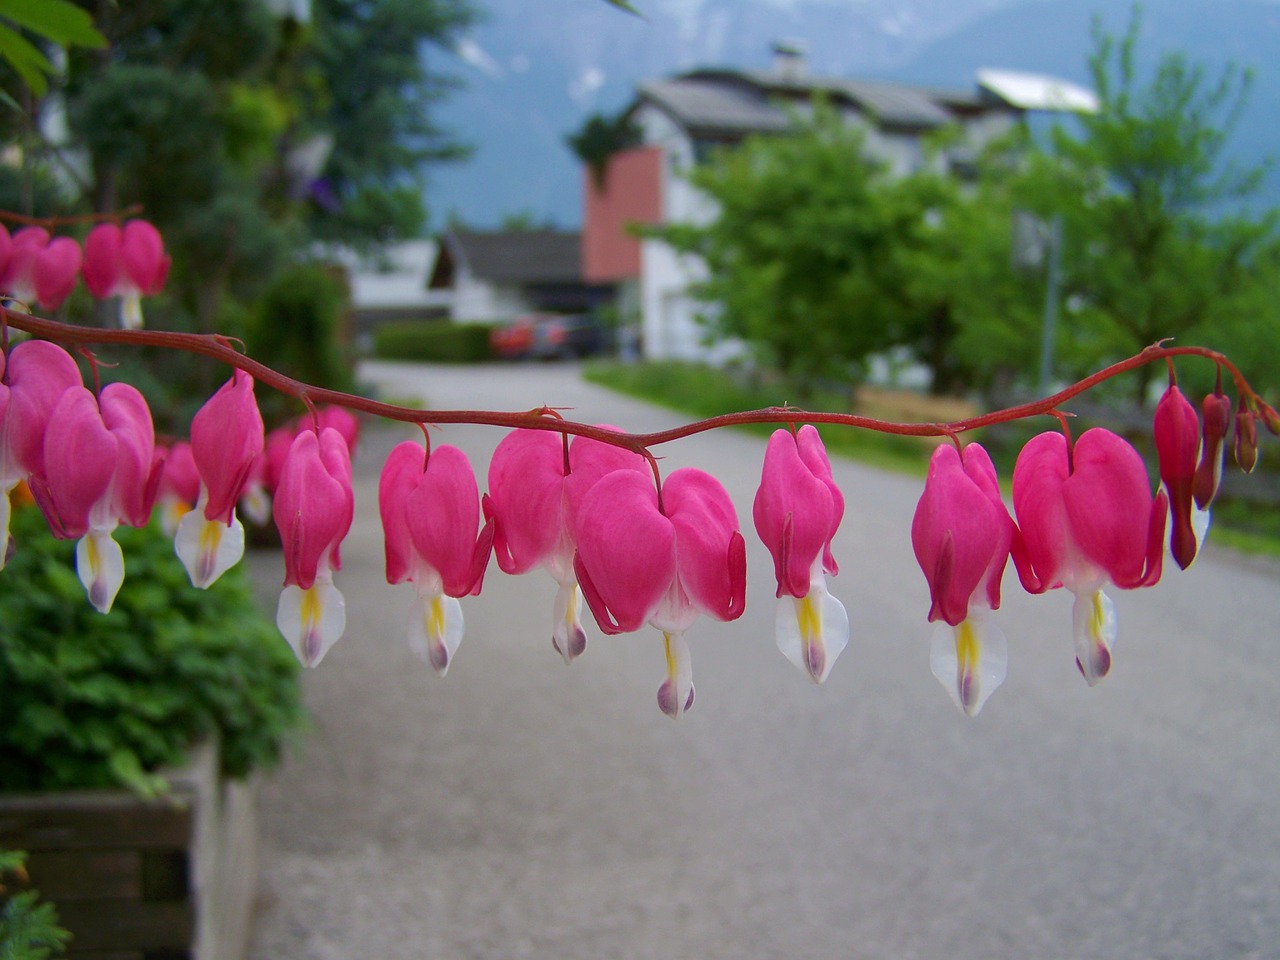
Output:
left=1, top=309, right=1263, bottom=455
left=1052, top=411, right=1075, bottom=473
left=0, top=206, right=145, bottom=229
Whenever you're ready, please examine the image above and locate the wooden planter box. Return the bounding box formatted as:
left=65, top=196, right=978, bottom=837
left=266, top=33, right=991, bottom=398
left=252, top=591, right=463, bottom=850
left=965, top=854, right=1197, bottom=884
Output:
left=0, top=741, right=258, bottom=960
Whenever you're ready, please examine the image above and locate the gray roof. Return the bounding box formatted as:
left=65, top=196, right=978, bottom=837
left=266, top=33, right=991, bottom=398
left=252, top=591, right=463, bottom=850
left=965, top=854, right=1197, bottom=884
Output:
left=638, top=76, right=792, bottom=137
left=446, top=229, right=581, bottom=285
left=637, top=68, right=1010, bottom=137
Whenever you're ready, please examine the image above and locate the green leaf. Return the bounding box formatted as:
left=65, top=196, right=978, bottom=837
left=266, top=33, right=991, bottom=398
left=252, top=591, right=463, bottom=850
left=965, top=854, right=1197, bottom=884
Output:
left=599, top=0, right=643, bottom=14
left=0, top=20, right=50, bottom=96
left=0, top=0, right=107, bottom=48
left=107, top=749, right=168, bottom=799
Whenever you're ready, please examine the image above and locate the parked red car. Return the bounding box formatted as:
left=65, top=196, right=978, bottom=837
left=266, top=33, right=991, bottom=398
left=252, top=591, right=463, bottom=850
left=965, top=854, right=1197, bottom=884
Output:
left=490, top=313, right=604, bottom=360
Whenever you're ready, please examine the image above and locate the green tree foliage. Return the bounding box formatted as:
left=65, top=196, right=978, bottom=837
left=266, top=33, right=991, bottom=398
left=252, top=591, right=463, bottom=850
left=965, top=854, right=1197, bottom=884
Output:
left=1025, top=7, right=1278, bottom=402
left=298, top=0, right=477, bottom=245
left=566, top=108, right=642, bottom=190
left=878, top=162, right=1043, bottom=396
left=654, top=106, right=915, bottom=393
left=53, top=1, right=288, bottom=334
left=0, top=0, right=102, bottom=98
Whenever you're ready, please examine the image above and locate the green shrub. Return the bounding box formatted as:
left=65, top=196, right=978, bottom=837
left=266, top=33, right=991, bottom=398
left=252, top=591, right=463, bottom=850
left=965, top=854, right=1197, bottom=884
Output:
left=244, top=262, right=354, bottom=423
left=0, top=851, right=71, bottom=960
left=373, top=321, right=496, bottom=363
left=0, top=506, right=302, bottom=795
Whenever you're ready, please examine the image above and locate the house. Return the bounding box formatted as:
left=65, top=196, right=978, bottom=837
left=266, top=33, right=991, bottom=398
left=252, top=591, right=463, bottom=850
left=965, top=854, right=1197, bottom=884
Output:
left=429, top=228, right=613, bottom=323
left=340, top=239, right=450, bottom=333
left=582, top=48, right=1082, bottom=363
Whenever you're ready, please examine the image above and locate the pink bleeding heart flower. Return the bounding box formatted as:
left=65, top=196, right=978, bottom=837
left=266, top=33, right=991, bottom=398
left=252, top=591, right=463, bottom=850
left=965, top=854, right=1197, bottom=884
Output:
left=83, top=220, right=170, bottom=329
left=0, top=224, right=11, bottom=279
left=0, top=339, right=82, bottom=567
left=574, top=467, right=746, bottom=719
left=379, top=440, right=494, bottom=675
left=241, top=408, right=360, bottom=528
left=174, top=370, right=265, bottom=588
left=273, top=427, right=354, bottom=667
left=1012, top=428, right=1167, bottom=685
left=484, top=425, right=648, bottom=662
left=1, top=228, right=82, bottom=311
left=30, top=382, right=158, bottom=612
left=156, top=441, right=200, bottom=536
left=33, top=237, right=82, bottom=312
left=1154, top=383, right=1205, bottom=570
left=315, top=405, right=360, bottom=456
left=0, top=228, right=48, bottom=306
left=911, top=442, right=1014, bottom=715
left=261, top=423, right=296, bottom=494
left=238, top=450, right=273, bottom=527
left=753, top=426, right=848, bottom=683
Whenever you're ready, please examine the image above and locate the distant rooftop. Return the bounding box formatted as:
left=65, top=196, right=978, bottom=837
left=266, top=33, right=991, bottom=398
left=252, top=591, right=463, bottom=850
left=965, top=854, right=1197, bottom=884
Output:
left=431, top=229, right=582, bottom=288
left=635, top=66, right=1010, bottom=139
left=977, top=68, right=1099, bottom=113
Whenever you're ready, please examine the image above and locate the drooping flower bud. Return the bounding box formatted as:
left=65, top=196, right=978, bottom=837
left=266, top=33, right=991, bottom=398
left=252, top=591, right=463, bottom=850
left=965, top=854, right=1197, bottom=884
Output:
left=1154, top=384, right=1202, bottom=570
left=1259, top=402, right=1280, bottom=438
left=1235, top=409, right=1258, bottom=474
left=1194, top=391, right=1232, bottom=509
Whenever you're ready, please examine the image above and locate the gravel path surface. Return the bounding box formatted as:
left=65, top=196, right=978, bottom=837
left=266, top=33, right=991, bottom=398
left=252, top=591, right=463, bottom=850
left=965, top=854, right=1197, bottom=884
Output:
left=245, top=360, right=1280, bottom=960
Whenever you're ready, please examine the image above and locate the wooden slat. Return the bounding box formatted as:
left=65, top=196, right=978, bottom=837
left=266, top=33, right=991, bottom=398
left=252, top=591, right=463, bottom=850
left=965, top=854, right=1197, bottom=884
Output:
left=140, top=851, right=189, bottom=900
left=0, top=795, right=192, bottom=851
left=55, top=899, right=193, bottom=953
left=23, top=849, right=141, bottom=900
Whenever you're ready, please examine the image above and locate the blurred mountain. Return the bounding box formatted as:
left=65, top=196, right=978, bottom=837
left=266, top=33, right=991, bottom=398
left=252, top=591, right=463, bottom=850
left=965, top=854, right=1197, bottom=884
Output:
left=425, top=0, right=1280, bottom=230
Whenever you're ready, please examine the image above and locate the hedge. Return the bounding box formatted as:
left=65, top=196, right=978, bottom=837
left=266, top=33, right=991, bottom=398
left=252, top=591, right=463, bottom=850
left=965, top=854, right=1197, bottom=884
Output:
left=372, top=321, right=497, bottom=363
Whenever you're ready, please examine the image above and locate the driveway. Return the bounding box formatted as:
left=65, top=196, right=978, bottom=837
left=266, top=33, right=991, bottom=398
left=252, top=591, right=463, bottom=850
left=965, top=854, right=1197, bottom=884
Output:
left=246, top=360, right=1280, bottom=960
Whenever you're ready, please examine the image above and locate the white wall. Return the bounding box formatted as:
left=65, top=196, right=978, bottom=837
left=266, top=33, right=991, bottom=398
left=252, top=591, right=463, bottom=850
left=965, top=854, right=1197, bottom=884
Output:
left=451, top=273, right=531, bottom=323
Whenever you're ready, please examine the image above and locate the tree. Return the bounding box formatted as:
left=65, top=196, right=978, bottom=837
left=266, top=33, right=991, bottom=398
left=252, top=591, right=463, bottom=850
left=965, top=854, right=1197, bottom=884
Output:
left=881, top=160, right=1045, bottom=397
left=46, top=2, right=291, bottom=325
left=565, top=108, right=642, bottom=190
left=1028, top=6, right=1277, bottom=403
left=297, top=0, right=477, bottom=246
left=652, top=106, right=920, bottom=394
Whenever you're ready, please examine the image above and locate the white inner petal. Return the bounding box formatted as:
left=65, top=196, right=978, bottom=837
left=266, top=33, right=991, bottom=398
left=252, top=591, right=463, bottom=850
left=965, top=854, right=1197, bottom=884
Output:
left=175, top=508, right=245, bottom=589
left=929, top=613, right=1007, bottom=717
left=277, top=577, right=347, bottom=667
left=1071, top=587, right=1117, bottom=686
left=76, top=528, right=125, bottom=614
left=408, top=591, right=464, bottom=677
left=551, top=580, right=588, bottom=663
left=774, top=570, right=849, bottom=684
